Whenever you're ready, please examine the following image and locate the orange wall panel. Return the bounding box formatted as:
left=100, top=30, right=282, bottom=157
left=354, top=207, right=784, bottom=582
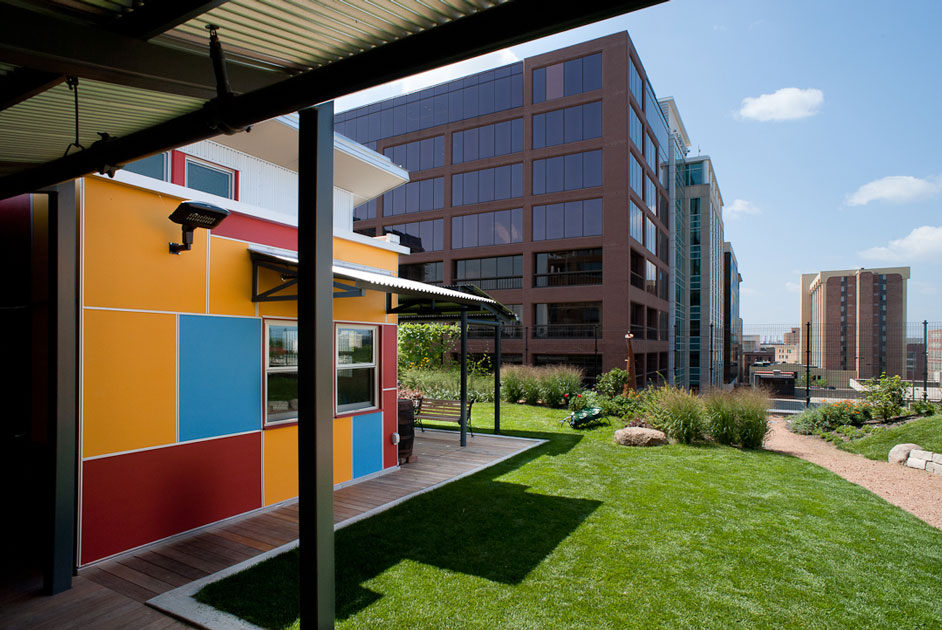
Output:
left=257, top=266, right=298, bottom=318
left=263, top=424, right=299, bottom=505
left=83, top=178, right=206, bottom=313
left=334, top=238, right=397, bottom=272
left=83, top=309, right=176, bottom=457
left=333, top=416, right=352, bottom=484
left=209, top=236, right=256, bottom=317
left=333, top=290, right=387, bottom=323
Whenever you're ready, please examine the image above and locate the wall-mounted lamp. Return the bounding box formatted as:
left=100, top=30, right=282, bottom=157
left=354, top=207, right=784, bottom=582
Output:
left=168, top=200, right=229, bottom=254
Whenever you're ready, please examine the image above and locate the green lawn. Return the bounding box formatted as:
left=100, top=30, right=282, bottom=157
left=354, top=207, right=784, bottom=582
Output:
left=837, top=414, right=942, bottom=461
left=196, top=403, right=942, bottom=630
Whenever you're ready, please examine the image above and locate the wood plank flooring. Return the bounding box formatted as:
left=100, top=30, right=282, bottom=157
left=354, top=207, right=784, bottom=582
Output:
left=0, top=431, right=538, bottom=629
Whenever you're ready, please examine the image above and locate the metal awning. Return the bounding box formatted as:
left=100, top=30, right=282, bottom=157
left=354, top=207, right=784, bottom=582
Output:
left=249, top=245, right=516, bottom=320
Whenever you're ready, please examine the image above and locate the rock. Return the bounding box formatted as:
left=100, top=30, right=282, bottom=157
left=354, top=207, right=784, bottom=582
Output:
left=910, top=449, right=934, bottom=461
left=927, top=461, right=942, bottom=475
left=614, top=427, right=667, bottom=447
left=934, top=453, right=942, bottom=464
left=906, top=456, right=927, bottom=470
left=888, top=443, right=922, bottom=464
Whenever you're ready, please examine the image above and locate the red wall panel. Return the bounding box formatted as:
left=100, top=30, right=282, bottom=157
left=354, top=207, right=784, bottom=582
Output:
left=383, top=388, right=398, bottom=469
left=211, top=211, right=297, bottom=251
left=382, top=323, right=397, bottom=390
left=81, top=433, right=262, bottom=564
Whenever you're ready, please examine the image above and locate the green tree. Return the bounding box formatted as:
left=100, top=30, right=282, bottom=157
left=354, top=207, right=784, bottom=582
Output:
left=397, top=322, right=460, bottom=370
left=863, top=372, right=905, bottom=421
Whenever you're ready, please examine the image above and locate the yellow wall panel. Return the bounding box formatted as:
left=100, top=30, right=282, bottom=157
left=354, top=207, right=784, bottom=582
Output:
left=333, top=416, right=352, bottom=485
left=263, top=424, right=299, bottom=505
left=83, top=178, right=205, bottom=313
left=209, top=236, right=256, bottom=316
left=334, top=237, right=397, bottom=272
left=257, top=266, right=298, bottom=318
left=333, top=291, right=387, bottom=323
left=83, top=309, right=176, bottom=457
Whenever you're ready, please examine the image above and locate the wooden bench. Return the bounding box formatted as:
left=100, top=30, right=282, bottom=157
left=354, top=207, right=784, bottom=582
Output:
left=414, top=398, right=474, bottom=435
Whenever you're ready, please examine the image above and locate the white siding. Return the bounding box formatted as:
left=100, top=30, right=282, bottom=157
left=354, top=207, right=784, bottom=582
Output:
left=179, top=140, right=298, bottom=220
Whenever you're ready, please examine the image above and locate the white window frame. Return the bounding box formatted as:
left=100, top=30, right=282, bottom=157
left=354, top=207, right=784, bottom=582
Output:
left=185, top=156, right=236, bottom=199
left=335, top=324, right=379, bottom=415
left=264, top=319, right=298, bottom=427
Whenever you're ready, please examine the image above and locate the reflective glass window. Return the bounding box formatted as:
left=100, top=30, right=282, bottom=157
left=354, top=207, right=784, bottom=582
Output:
left=532, top=198, right=601, bottom=240
left=385, top=219, right=444, bottom=252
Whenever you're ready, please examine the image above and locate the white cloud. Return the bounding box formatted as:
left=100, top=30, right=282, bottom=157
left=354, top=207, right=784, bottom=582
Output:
left=337, top=49, right=520, bottom=112
left=724, top=199, right=761, bottom=220
left=845, top=175, right=941, bottom=206
left=858, top=225, right=942, bottom=262
left=785, top=281, right=800, bottom=293
left=739, top=87, right=823, bottom=121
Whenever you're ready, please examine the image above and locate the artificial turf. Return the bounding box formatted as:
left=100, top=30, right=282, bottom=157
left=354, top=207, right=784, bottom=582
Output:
left=837, top=414, right=942, bottom=461
left=195, top=403, right=942, bottom=629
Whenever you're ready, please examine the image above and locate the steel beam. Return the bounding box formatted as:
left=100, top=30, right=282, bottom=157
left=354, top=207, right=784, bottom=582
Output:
left=0, top=4, right=281, bottom=101
left=297, top=104, right=335, bottom=630
left=0, top=0, right=664, bottom=199
left=107, top=0, right=231, bottom=40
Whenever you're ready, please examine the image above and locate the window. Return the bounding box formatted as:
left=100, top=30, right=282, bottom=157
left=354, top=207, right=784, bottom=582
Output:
left=532, top=198, right=602, bottom=241
left=453, top=119, right=523, bottom=164
left=384, top=136, right=445, bottom=171
left=336, top=325, right=377, bottom=414
left=384, top=219, right=443, bottom=252
left=383, top=177, right=444, bottom=215
left=451, top=164, right=523, bottom=206
left=452, top=208, right=522, bottom=249
left=629, top=60, right=643, bottom=107
left=645, top=175, right=656, bottom=212
left=534, top=302, right=601, bottom=338
left=400, top=262, right=443, bottom=285
left=532, top=101, right=602, bottom=149
left=645, top=217, right=656, bottom=255
left=266, top=321, right=299, bottom=426
left=455, top=255, right=522, bottom=290
left=629, top=107, right=643, bottom=150
left=186, top=158, right=235, bottom=199
left=629, top=154, right=642, bottom=198
left=532, top=52, right=602, bottom=103
left=630, top=201, right=643, bottom=243
left=353, top=198, right=377, bottom=221
left=335, top=62, right=523, bottom=145
left=123, top=153, right=168, bottom=180
left=535, top=248, right=602, bottom=287
left=532, top=149, right=602, bottom=195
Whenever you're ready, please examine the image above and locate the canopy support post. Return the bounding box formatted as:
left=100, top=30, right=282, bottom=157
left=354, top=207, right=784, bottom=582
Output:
left=460, top=309, right=468, bottom=448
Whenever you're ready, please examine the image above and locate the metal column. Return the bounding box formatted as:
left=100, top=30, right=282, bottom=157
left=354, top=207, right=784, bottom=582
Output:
left=494, top=322, right=501, bottom=435
left=459, top=310, right=468, bottom=447
left=297, top=103, right=335, bottom=630
left=47, top=184, right=77, bottom=594
left=924, top=320, right=929, bottom=403
left=805, top=321, right=812, bottom=408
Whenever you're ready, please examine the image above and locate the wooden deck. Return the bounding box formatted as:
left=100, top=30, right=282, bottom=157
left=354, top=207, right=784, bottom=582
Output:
left=0, top=430, right=539, bottom=629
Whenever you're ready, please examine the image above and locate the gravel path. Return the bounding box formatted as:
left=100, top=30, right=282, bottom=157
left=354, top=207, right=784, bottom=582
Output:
left=765, top=416, right=942, bottom=529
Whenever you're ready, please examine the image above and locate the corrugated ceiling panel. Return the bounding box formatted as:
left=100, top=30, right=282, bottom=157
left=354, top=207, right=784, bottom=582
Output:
left=160, top=0, right=502, bottom=70
left=0, top=79, right=202, bottom=164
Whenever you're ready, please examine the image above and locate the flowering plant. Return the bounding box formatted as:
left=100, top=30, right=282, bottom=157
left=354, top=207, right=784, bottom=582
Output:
left=566, top=391, right=589, bottom=412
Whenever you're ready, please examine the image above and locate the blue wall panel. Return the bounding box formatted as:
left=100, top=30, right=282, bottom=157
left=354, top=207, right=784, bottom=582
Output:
left=352, top=412, right=383, bottom=479
left=179, top=315, right=262, bottom=441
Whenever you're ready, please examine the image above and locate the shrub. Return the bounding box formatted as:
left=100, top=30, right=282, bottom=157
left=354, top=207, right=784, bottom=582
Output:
left=596, top=368, right=629, bottom=399
left=862, top=372, right=906, bottom=421
left=566, top=391, right=589, bottom=412
left=398, top=366, right=495, bottom=402
left=540, top=365, right=583, bottom=407
left=704, top=392, right=738, bottom=445
left=646, top=386, right=703, bottom=444
left=735, top=387, right=770, bottom=449
left=790, top=400, right=872, bottom=435
left=501, top=365, right=526, bottom=403
left=910, top=400, right=936, bottom=416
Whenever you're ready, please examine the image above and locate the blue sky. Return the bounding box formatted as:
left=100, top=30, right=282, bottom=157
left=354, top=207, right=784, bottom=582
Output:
left=337, top=0, right=942, bottom=325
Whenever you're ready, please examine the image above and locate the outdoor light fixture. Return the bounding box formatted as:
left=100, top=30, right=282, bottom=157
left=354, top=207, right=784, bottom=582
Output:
left=168, top=200, right=229, bottom=254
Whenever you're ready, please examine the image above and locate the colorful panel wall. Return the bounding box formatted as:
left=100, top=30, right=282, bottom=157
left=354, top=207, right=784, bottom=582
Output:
left=178, top=315, right=262, bottom=441
left=81, top=433, right=261, bottom=564
left=352, top=412, right=384, bottom=478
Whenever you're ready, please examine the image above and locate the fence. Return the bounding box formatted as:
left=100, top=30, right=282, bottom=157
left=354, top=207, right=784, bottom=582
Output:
left=739, top=321, right=941, bottom=403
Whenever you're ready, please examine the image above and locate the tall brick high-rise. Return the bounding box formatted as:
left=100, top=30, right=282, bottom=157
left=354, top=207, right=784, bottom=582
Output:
left=335, top=32, right=685, bottom=386
left=799, top=267, right=910, bottom=379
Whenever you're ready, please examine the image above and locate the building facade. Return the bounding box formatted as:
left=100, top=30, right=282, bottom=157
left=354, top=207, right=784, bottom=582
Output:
left=682, top=156, right=725, bottom=391
left=927, top=329, right=942, bottom=383
left=799, top=267, right=910, bottom=379
left=723, top=242, right=742, bottom=384
left=335, top=32, right=675, bottom=386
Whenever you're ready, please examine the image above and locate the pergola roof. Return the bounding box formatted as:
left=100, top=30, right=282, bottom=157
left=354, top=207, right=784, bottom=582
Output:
left=0, top=0, right=664, bottom=199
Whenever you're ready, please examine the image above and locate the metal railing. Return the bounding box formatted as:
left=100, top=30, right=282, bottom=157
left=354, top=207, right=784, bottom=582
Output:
left=533, top=270, right=602, bottom=288
left=532, top=324, right=599, bottom=339
left=453, top=276, right=522, bottom=291
left=467, top=325, right=523, bottom=339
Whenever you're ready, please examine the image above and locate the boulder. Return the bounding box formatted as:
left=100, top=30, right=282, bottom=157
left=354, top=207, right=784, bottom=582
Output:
left=614, top=427, right=667, bottom=447
left=888, top=443, right=922, bottom=465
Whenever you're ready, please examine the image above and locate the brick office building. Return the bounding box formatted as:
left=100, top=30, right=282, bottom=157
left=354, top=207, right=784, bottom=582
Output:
left=799, top=267, right=910, bottom=379
left=335, top=32, right=675, bottom=385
